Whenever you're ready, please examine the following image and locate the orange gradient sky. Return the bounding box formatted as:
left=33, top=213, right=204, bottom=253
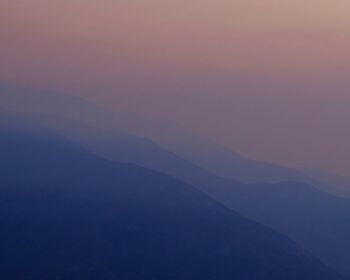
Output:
left=1, top=0, right=350, bottom=174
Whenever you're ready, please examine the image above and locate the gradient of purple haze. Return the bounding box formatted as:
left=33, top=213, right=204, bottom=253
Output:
left=0, top=0, right=350, bottom=175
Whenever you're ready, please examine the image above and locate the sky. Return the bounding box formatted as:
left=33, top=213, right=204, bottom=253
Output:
left=0, top=0, right=350, bottom=175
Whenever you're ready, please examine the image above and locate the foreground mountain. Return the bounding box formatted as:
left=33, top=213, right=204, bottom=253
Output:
left=2, top=110, right=350, bottom=277
left=0, top=129, right=343, bottom=280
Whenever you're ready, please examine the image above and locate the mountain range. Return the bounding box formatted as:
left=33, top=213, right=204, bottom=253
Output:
left=1, top=82, right=350, bottom=278
left=1, top=129, right=343, bottom=279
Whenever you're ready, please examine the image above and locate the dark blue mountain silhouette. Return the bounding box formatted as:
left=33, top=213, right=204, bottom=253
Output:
left=86, top=130, right=350, bottom=278
left=0, top=128, right=343, bottom=280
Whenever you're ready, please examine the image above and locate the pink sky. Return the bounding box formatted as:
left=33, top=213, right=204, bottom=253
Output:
left=1, top=0, right=350, bottom=174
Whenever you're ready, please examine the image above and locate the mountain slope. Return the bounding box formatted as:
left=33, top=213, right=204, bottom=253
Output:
left=71, top=126, right=350, bottom=278
left=0, top=129, right=343, bottom=280
left=2, top=111, right=350, bottom=276
left=2, top=110, right=350, bottom=276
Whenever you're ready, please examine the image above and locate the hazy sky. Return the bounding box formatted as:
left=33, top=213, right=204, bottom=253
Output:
left=1, top=0, right=350, bottom=174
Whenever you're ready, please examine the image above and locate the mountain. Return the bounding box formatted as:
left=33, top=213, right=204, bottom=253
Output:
left=0, top=128, right=343, bottom=280
left=83, top=129, right=350, bottom=278
left=2, top=109, right=350, bottom=276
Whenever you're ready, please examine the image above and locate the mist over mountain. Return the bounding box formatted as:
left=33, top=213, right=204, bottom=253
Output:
left=2, top=1, right=350, bottom=279
left=2, top=107, right=350, bottom=277
left=1, top=82, right=349, bottom=196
